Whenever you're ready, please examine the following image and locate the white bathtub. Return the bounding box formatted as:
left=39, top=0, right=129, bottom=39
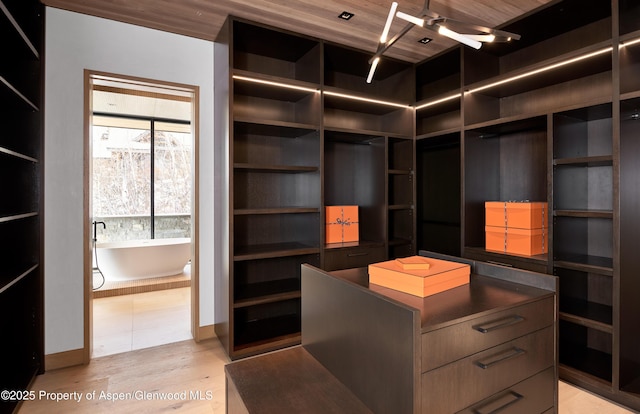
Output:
left=95, top=238, right=191, bottom=281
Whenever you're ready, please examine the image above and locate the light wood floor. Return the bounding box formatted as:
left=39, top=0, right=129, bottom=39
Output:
left=19, top=287, right=637, bottom=413
left=92, top=287, right=192, bottom=358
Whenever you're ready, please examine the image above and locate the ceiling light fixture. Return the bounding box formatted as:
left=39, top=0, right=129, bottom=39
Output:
left=437, top=25, right=481, bottom=49
left=366, top=0, right=520, bottom=83
left=380, top=2, right=398, bottom=43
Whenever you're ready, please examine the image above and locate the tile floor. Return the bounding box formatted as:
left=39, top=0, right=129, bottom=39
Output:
left=92, top=287, right=192, bottom=358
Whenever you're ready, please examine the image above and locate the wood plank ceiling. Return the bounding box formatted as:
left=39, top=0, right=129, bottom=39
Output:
left=41, top=0, right=554, bottom=63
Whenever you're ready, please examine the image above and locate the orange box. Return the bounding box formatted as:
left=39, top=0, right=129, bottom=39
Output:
left=368, top=256, right=470, bottom=298
left=485, top=201, right=508, bottom=227
left=485, top=225, right=508, bottom=253
left=485, top=226, right=548, bottom=256
left=485, top=201, right=548, bottom=229
left=396, top=256, right=431, bottom=270
left=325, top=206, right=359, bottom=244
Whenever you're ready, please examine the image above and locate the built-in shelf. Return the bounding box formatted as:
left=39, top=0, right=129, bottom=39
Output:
left=554, top=210, right=613, bottom=219
left=411, top=1, right=640, bottom=408
left=554, top=254, right=613, bottom=275
left=233, top=242, right=320, bottom=261
left=553, top=155, right=613, bottom=166
left=234, top=287, right=301, bottom=308
left=234, top=207, right=319, bottom=216
left=233, top=163, right=318, bottom=173
left=0, top=0, right=43, bottom=407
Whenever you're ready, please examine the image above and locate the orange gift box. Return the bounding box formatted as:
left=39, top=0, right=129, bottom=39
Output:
left=325, top=206, right=359, bottom=244
left=485, top=226, right=548, bottom=256
left=368, top=256, right=470, bottom=298
left=485, top=201, right=548, bottom=229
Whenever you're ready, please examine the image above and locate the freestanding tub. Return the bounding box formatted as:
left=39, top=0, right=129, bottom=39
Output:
left=95, top=237, right=191, bottom=281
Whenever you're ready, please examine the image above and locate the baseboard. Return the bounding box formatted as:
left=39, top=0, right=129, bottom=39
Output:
left=197, top=324, right=216, bottom=341
left=45, top=348, right=85, bottom=371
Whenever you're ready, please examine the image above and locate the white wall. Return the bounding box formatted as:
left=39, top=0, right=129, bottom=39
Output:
left=44, top=7, right=215, bottom=355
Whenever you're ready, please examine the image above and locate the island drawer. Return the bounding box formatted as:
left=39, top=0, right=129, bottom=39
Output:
left=422, top=296, right=554, bottom=371
left=456, top=367, right=555, bottom=414
left=422, top=325, right=554, bottom=413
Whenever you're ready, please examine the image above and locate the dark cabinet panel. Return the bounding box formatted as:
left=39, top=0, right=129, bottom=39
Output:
left=619, top=97, right=640, bottom=394
left=416, top=2, right=640, bottom=409
left=0, top=0, right=43, bottom=409
left=218, top=18, right=414, bottom=358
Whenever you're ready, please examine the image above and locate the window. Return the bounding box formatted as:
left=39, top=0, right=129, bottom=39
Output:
left=92, top=115, right=192, bottom=241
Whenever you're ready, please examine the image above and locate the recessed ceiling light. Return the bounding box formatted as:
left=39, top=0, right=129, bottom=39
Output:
left=338, top=11, right=354, bottom=20
left=418, top=37, right=432, bottom=44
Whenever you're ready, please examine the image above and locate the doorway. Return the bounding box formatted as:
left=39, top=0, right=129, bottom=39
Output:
left=84, top=71, right=200, bottom=359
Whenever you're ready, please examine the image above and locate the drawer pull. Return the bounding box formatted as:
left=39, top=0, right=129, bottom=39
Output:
left=473, top=315, right=524, bottom=333
left=473, top=391, right=523, bottom=414
left=475, top=347, right=525, bottom=369
left=347, top=252, right=369, bottom=257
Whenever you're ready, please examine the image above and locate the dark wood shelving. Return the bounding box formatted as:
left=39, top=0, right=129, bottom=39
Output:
left=324, top=240, right=384, bottom=249
left=622, top=377, right=640, bottom=397
left=233, top=68, right=319, bottom=90
left=323, top=41, right=412, bottom=102
left=554, top=209, right=613, bottom=219
left=234, top=77, right=318, bottom=104
left=234, top=207, right=319, bottom=215
left=464, top=0, right=612, bottom=83
left=323, top=93, right=413, bottom=137
left=233, top=163, right=318, bottom=173
left=554, top=155, right=613, bottom=166
left=0, top=75, right=37, bottom=110
left=416, top=49, right=460, bottom=102
left=234, top=289, right=301, bottom=309
left=323, top=88, right=410, bottom=115
left=0, top=5, right=38, bottom=59
left=232, top=19, right=320, bottom=83
left=411, top=1, right=640, bottom=409
left=388, top=169, right=411, bottom=175
left=620, top=2, right=640, bottom=40
left=388, top=204, right=413, bottom=211
left=552, top=96, right=613, bottom=399
left=0, top=263, right=38, bottom=294
left=465, top=43, right=612, bottom=98
left=234, top=306, right=301, bottom=347
left=0, top=110, right=40, bottom=158
left=559, top=312, right=612, bottom=335
left=559, top=357, right=612, bottom=385
left=388, top=237, right=412, bottom=247
left=324, top=127, right=384, bottom=143
left=234, top=276, right=300, bottom=301
left=559, top=297, right=613, bottom=331
left=0, top=0, right=42, bottom=402
left=465, top=114, right=547, bottom=135
left=559, top=331, right=612, bottom=384
left=620, top=35, right=640, bottom=96
left=233, top=242, right=319, bottom=261
left=553, top=255, right=613, bottom=275
left=466, top=246, right=549, bottom=263
left=233, top=332, right=301, bottom=357
left=416, top=99, right=461, bottom=137
left=218, top=10, right=640, bottom=408
left=234, top=118, right=318, bottom=135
